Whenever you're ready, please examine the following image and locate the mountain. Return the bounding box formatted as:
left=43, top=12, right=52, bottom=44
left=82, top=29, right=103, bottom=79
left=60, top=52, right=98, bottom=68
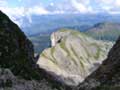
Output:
left=22, top=14, right=120, bottom=36
left=85, top=22, right=120, bottom=41
left=0, top=11, right=69, bottom=90
left=37, top=29, right=113, bottom=86
left=0, top=11, right=120, bottom=90
left=29, top=22, right=120, bottom=53
left=79, top=36, right=120, bottom=90
left=0, top=11, right=40, bottom=79
left=22, top=14, right=93, bottom=36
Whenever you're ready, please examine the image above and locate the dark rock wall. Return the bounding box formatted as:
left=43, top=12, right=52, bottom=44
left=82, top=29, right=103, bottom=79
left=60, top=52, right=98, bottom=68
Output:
left=0, top=11, right=39, bottom=79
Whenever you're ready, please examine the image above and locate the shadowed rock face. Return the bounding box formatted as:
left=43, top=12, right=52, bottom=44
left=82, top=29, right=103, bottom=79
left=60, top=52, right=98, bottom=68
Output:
left=0, top=11, right=73, bottom=90
left=0, top=11, right=39, bottom=79
left=79, top=37, right=120, bottom=90
left=0, top=68, right=67, bottom=90
left=37, top=29, right=112, bottom=86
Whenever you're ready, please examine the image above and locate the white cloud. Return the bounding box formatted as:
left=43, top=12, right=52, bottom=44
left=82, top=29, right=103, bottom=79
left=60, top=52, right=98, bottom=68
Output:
left=1, top=0, right=120, bottom=26
left=102, top=6, right=112, bottom=11
left=28, top=6, right=49, bottom=15
left=115, top=0, right=120, bottom=7
left=1, top=0, right=120, bottom=15
left=0, top=7, right=26, bottom=26
left=26, top=6, right=49, bottom=23
left=70, top=0, right=120, bottom=14
left=100, top=0, right=114, bottom=4
left=97, top=0, right=120, bottom=14
left=18, top=0, right=22, bottom=2
left=0, top=0, right=7, bottom=6
left=52, top=10, right=65, bottom=14
left=107, top=10, right=120, bottom=14
left=71, top=0, right=92, bottom=13
left=0, top=7, right=25, bottom=18
left=50, top=2, right=54, bottom=6
left=0, top=4, right=50, bottom=26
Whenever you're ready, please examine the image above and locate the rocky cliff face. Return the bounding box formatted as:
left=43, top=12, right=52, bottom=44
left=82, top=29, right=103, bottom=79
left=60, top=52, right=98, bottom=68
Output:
left=0, top=11, right=40, bottom=79
left=0, top=11, right=66, bottom=90
left=78, top=36, right=120, bottom=90
left=37, top=29, right=112, bottom=86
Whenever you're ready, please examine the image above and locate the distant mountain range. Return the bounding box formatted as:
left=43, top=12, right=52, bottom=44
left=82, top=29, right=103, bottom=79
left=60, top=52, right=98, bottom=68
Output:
left=25, top=14, right=120, bottom=53
left=21, top=14, right=120, bottom=36
left=29, top=22, right=120, bottom=53
left=85, top=22, right=120, bottom=41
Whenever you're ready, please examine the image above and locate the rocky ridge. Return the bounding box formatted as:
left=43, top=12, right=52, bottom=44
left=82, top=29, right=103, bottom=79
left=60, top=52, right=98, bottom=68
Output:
left=37, top=29, right=113, bottom=86
left=0, top=11, right=40, bottom=80
left=86, top=22, right=120, bottom=41
left=78, top=36, right=120, bottom=90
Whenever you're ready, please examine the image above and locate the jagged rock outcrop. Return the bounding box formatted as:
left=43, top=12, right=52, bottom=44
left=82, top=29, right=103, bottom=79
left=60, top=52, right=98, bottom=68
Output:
left=37, top=29, right=113, bottom=86
left=0, top=68, right=64, bottom=90
left=78, top=36, right=120, bottom=90
left=0, top=11, right=40, bottom=79
left=0, top=11, right=67, bottom=90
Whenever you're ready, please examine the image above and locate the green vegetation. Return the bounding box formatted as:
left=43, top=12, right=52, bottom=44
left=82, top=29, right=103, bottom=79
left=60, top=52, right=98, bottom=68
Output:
left=85, top=22, right=120, bottom=41
left=41, top=52, right=57, bottom=64
left=37, top=28, right=113, bottom=87
left=59, top=38, right=69, bottom=56
left=70, top=45, right=85, bottom=68
left=59, top=29, right=70, bottom=32
left=59, top=39, right=78, bottom=65
left=29, top=35, right=51, bottom=53
left=50, top=47, right=58, bottom=64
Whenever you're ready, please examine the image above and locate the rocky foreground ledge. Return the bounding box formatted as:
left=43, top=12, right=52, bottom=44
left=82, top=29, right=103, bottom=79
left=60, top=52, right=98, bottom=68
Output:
left=0, top=11, right=120, bottom=90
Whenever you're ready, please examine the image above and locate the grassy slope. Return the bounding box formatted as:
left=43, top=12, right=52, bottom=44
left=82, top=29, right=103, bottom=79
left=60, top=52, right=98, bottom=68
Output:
left=85, top=22, right=120, bottom=41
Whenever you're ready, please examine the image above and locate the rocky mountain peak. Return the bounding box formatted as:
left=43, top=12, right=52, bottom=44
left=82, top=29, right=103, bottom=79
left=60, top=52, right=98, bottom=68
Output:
left=37, top=29, right=112, bottom=86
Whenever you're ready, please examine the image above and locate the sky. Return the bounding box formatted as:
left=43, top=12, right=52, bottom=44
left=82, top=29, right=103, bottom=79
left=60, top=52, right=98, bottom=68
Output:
left=0, top=0, right=120, bottom=25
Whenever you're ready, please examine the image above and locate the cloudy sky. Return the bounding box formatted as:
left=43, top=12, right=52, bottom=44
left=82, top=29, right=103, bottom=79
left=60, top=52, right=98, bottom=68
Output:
left=0, top=0, right=120, bottom=25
